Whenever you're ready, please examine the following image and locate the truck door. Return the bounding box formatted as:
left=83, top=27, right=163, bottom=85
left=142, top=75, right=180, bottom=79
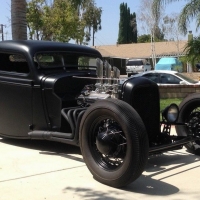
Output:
left=0, top=52, right=32, bottom=138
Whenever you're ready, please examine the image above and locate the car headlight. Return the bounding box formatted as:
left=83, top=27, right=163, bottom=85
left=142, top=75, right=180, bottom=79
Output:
left=162, top=103, right=179, bottom=123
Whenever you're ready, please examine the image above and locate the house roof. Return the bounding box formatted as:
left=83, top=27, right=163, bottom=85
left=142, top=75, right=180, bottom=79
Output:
left=91, top=41, right=187, bottom=59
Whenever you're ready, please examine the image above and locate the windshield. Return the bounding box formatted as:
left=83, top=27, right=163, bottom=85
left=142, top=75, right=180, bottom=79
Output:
left=177, top=73, right=198, bottom=84
left=127, top=60, right=143, bottom=66
left=34, top=52, right=99, bottom=69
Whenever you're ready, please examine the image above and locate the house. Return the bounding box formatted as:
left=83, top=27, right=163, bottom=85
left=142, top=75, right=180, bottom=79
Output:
left=91, top=41, right=187, bottom=74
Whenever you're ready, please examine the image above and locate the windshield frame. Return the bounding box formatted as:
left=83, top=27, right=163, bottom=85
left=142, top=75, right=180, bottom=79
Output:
left=34, top=51, right=101, bottom=70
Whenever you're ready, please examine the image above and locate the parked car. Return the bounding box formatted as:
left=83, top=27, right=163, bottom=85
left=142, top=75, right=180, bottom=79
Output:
left=0, top=40, right=199, bottom=188
left=155, top=57, right=183, bottom=72
left=131, top=70, right=200, bottom=85
left=126, top=58, right=151, bottom=77
left=196, top=63, right=200, bottom=71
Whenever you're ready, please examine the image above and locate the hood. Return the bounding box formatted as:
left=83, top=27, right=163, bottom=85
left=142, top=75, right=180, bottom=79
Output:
left=41, top=71, right=97, bottom=100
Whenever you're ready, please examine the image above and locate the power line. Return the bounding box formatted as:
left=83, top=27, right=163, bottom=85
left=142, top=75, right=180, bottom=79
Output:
left=95, top=37, right=106, bottom=46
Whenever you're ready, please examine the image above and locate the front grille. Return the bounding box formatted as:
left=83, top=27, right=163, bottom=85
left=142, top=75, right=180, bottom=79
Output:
left=131, top=85, right=160, bottom=141
left=122, top=77, right=160, bottom=142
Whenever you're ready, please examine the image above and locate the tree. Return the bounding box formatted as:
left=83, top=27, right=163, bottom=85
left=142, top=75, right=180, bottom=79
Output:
left=50, top=0, right=84, bottom=42
left=117, top=3, right=137, bottom=44
left=183, top=36, right=200, bottom=68
left=118, top=3, right=127, bottom=44
left=154, top=25, right=164, bottom=41
left=11, top=0, right=27, bottom=40
left=82, top=1, right=102, bottom=45
left=67, top=0, right=102, bottom=45
left=130, top=12, right=137, bottom=43
left=153, top=0, right=200, bottom=35
left=138, top=34, right=151, bottom=43
left=138, top=0, right=165, bottom=67
left=163, top=13, right=183, bottom=58
left=26, top=0, right=45, bottom=40
left=27, top=0, right=102, bottom=44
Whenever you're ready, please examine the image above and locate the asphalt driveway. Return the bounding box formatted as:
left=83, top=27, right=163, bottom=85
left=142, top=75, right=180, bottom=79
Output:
left=1, top=135, right=200, bottom=200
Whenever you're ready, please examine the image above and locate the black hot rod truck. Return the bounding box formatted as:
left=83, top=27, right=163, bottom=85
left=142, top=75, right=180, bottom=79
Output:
left=0, top=40, right=200, bottom=188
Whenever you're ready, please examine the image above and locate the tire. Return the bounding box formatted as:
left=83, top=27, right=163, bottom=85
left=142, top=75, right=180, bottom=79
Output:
left=176, top=93, right=200, bottom=155
left=79, top=99, right=149, bottom=188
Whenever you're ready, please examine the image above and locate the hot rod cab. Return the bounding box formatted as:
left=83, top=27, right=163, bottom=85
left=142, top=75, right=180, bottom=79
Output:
left=0, top=40, right=199, bottom=188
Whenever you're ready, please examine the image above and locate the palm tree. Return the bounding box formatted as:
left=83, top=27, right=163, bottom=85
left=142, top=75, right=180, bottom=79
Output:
left=11, top=0, right=27, bottom=40
left=153, top=0, right=200, bottom=35
left=183, top=36, right=200, bottom=66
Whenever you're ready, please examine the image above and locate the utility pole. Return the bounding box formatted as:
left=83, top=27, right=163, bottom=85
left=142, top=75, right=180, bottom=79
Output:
left=92, top=27, right=95, bottom=46
left=0, top=24, right=6, bottom=41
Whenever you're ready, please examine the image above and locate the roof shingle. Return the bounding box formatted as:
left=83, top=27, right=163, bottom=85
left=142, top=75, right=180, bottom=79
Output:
left=92, top=41, right=187, bottom=59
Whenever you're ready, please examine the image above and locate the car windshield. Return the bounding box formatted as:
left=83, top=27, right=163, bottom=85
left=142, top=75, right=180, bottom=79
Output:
left=176, top=73, right=198, bottom=84
left=127, top=60, right=143, bottom=66
left=34, top=52, right=99, bottom=69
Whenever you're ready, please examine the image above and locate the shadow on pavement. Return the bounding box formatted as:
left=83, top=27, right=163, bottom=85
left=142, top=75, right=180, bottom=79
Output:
left=123, top=175, right=179, bottom=196
left=64, top=176, right=179, bottom=198
left=0, top=137, right=81, bottom=155
left=1, top=137, right=200, bottom=196
left=124, top=150, right=200, bottom=195
left=146, top=151, right=200, bottom=180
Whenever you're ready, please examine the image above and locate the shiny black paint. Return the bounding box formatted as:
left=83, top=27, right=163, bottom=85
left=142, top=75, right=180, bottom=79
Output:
left=121, top=77, right=160, bottom=143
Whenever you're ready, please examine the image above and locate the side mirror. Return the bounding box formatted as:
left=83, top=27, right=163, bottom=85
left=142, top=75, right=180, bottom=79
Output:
left=179, top=80, right=187, bottom=85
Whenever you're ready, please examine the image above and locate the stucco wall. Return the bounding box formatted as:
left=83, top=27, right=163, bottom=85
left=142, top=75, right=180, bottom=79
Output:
left=159, top=84, right=200, bottom=99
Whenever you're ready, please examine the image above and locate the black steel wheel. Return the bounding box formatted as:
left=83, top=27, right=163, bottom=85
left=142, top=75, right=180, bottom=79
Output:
left=176, top=93, right=200, bottom=155
left=79, top=99, right=149, bottom=188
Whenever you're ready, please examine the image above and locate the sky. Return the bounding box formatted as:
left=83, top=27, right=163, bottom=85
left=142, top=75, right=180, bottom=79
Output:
left=0, top=0, right=198, bottom=45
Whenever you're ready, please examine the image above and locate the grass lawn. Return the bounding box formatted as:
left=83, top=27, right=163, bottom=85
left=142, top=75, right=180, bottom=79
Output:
left=160, top=98, right=183, bottom=112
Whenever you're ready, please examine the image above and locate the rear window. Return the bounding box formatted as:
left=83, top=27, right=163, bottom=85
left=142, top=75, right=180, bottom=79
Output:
left=177, top=73, right=198, bottom=84
left=127, top=60, right=143, bottom=66
left=34, top=52, right=98, bottom=69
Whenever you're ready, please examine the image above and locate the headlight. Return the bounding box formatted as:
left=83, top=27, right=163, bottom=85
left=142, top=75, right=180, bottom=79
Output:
left=162, top=103, right=179, bottom=123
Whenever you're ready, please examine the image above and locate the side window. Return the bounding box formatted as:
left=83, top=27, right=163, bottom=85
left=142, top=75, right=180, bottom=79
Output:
left=160, top=74, right=170, bottom=84
left=78, top=56, right=97, bottom=70
left=143, top=73, right=159, bottom=83
left=127, top=60, right=143, bottom=66
left=0, top=52, right=29, bottom=74
left=167, top=74, right=181, bottom=84
left=78, top=56, right=97, bottom=66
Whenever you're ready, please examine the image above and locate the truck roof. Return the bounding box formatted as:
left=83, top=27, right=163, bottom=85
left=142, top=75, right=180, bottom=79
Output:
left=0, top=40, right=102, bottom=58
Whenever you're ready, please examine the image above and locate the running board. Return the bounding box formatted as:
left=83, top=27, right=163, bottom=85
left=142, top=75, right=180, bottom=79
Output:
left=149, top=137, right=194, bottom=154
left=28, top=131, right=79, bottom=146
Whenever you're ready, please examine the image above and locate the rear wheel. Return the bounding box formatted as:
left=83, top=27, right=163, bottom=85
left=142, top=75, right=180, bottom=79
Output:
left=80, top=99, right=149, bottom=187
left=176, top=94, right=200, bottom=155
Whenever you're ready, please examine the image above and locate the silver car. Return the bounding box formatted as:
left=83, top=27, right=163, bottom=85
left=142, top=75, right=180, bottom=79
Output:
left=131, top=70, right=200, bottom=85
left=126, top=59, right=151, bottom=77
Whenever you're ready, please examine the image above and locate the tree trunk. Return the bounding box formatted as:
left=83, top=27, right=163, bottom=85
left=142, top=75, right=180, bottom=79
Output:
left=11, top=0, right=27, bottom=40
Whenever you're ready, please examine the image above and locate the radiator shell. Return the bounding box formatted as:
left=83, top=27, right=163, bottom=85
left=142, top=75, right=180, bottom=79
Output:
left=121, top=77, right=160, bottom=142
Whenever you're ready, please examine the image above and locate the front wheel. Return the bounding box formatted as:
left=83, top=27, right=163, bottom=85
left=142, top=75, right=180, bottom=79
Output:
left=176, top=94, right=200, bottom=155
left=79, top=99, right=149, bottom=188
